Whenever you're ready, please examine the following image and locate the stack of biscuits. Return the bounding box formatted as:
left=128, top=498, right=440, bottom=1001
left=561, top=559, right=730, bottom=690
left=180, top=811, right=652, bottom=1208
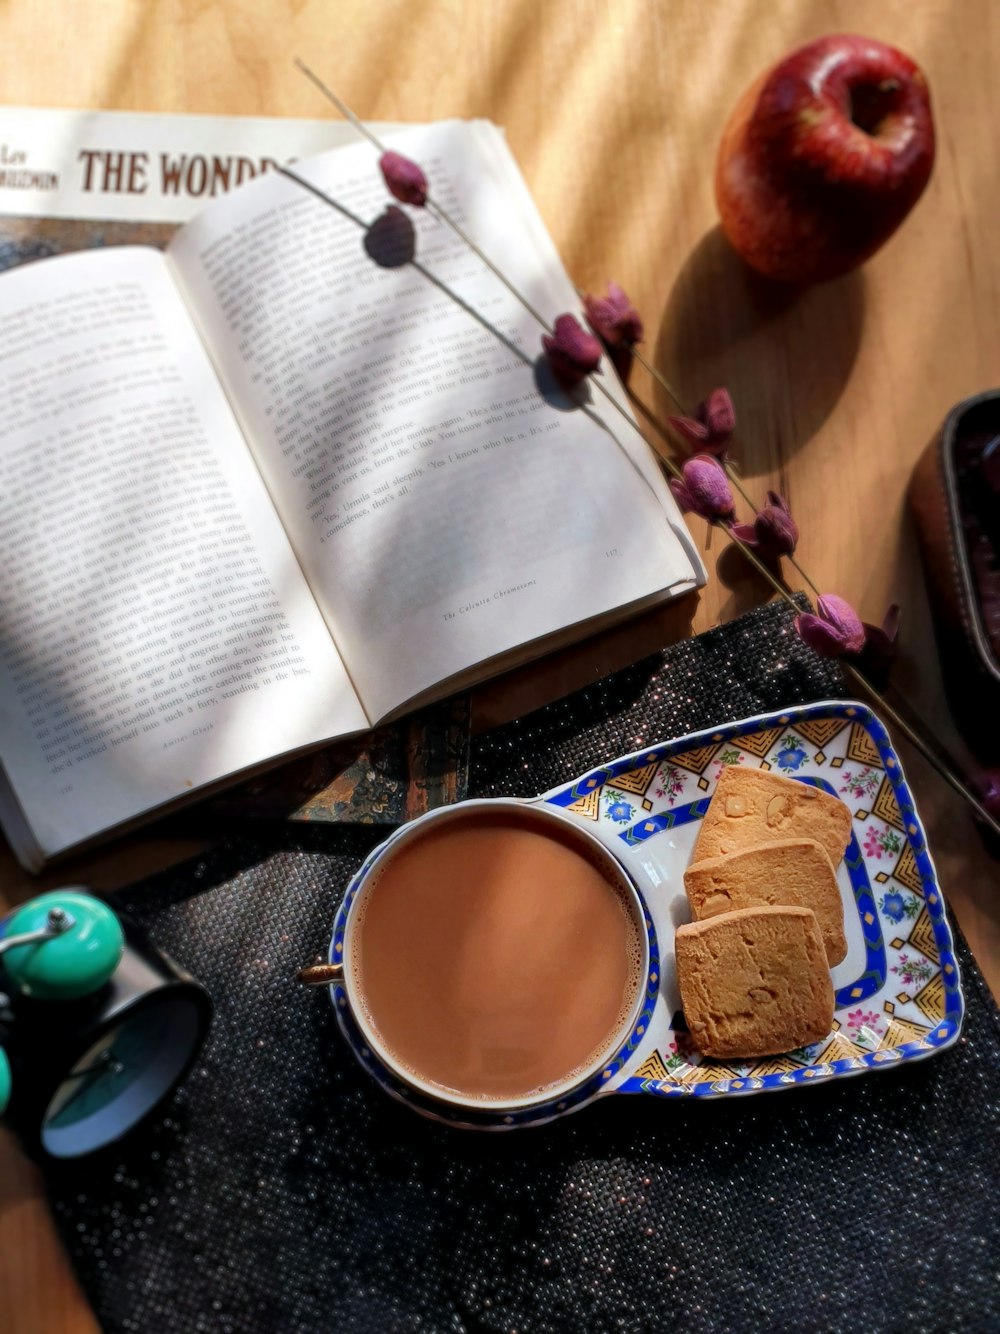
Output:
left=675, top=767, right=853, bottom=1059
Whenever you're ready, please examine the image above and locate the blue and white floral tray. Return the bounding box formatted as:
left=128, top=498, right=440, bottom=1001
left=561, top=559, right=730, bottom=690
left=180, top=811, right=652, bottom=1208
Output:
left=331, top=700, right=963, bottom=1124
left=542, top=698, right=963, bottom=1100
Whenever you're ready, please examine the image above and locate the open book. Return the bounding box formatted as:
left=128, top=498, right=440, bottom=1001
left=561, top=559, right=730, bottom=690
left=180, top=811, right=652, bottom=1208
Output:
left=0, top=120, right=703, bottom=870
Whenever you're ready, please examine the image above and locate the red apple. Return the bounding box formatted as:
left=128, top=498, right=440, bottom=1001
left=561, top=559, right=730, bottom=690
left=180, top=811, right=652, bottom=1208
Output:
left=716, top=34, right=935, bottom=284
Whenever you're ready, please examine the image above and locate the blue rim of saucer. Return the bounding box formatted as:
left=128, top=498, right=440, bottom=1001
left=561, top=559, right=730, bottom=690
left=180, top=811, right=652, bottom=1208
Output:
left=329, top=833, right=660, bottom=1130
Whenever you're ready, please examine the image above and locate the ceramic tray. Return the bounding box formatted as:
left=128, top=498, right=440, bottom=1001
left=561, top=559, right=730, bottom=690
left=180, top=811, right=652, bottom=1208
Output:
left=330, top=700, right=963, bottom=1126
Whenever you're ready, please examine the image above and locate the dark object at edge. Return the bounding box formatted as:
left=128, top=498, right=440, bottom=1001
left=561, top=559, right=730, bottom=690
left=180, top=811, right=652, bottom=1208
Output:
left=909, top=389, right=1000, bottom=760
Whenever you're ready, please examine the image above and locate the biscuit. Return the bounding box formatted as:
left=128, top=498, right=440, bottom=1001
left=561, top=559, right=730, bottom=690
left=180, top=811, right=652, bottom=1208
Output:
left=683, top=838, right=847, bottom=966
left=675, top=905, right=834, bottom=1059
left=692, top=766, right=853, bottom=869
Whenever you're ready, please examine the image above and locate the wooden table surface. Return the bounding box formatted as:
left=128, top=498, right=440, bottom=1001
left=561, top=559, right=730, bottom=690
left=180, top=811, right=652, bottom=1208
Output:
left=2, top=1, right=999, bottom=1328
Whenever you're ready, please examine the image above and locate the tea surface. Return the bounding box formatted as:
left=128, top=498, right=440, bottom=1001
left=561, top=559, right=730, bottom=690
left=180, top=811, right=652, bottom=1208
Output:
left=352, top=811, right=642, bottom=1102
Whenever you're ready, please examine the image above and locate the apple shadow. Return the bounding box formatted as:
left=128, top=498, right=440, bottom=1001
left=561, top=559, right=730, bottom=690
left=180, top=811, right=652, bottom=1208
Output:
left=654, top=225, right=866, bottom=467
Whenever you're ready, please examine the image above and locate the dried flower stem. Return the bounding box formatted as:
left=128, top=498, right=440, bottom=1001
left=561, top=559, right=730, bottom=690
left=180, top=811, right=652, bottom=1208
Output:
left=294, top=59, right=997, bottom=837
left=721, top=524, right=1000, bottom=837
left=294, top=58, right=552, bottom=333
left=295, top=61, right=689, bottom=478
left=630, top=343, right=995, bottom=829
left=294, top=58, right=384, bottom=154
left=630, top=344, right=823, bottom=597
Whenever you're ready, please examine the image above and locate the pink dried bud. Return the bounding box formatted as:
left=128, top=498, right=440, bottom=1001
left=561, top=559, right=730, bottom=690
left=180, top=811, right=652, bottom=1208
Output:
left=379, top=151, right=428, bottom=207
left=729, top=521, right=757, bottom=545
left=754, top=491, right=798, bottom=558
left=669, top=454, right=735, bottom=522
left=796, top=594, right=866, bottom=658
left=700, top=388, right=735, bottom=441
left=542, top=314, right=603, bottom=388
left=668, top=414, right=711, bottom=448
left=668, top=387, right=736, bottom=455
left=583, top=283, right=644, bottom=383
left=583, top=283, right=644, bottom=349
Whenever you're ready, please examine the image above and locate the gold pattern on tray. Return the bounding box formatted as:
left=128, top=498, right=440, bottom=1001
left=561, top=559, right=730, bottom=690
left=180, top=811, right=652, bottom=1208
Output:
left=748, top=1054, right=805, bottom=1077
left=913, top=974, right=946, bottom=1023
left=882, top=1016, right=932, bottom=1049
left=846, top=722, right=884, bottom=767
left=669, top=744, right=721, bottom=775
left=610, top=761, right=660, bottom=796
left=892, top=843, right=924, bottom=894
left=908, top=908, right=940, bottom=963
left=819, top=1034, right=862, bottom=1065
left=680, top=1060, right=735, bottom=1084
left=796, top=719, right=850, bottom=748
left=733, top=727, right=783, bottom=757
left=635, top=1051, right=670, bottom=1082
left=872, top=775, right=905, bottom=830
left=565, top=789, right=601, bottom=821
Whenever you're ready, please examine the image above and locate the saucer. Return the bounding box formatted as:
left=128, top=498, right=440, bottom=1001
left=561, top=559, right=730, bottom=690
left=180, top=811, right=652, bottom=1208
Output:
left=329, top=700, right=963, bottom=1127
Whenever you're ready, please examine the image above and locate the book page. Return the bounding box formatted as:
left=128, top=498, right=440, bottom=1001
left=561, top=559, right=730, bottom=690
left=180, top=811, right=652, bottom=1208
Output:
left=0, top=246, right=367, bottom=861
left=168, top=122, right=703, bottom=723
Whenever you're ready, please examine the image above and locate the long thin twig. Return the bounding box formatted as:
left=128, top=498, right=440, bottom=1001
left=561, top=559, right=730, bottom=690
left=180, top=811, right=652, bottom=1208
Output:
left=721, top=526, right=1000, bottom=836
left=294, top=57, right=553, bottom=333
left=292, top=57, right=1000, bottom=839
left=293, top=62, right=681, bottom=476
left=629, top=299, right=988, bottom=816
left=631, top=343, right=823, bottom=597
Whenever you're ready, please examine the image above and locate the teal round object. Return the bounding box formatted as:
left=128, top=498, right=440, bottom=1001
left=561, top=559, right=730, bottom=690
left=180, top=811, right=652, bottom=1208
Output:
left=2, top=891, right=124, bottom=1001
left=0, top=1047, right=10, bottom=1115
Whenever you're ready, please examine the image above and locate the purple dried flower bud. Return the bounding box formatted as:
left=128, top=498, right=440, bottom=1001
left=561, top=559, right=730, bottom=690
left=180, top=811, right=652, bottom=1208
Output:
left=754, top=491, right=799, bottom=559
left=796, top=594, right=866, bottom=658
left=700, top=388, right=735, bottom=441
left=668, top=414, right=711, bottom=448
left=583, top=283, right=644, bottom=349
left=668, top=386, right=736, bottom=456
left=379, top=150, right=428, bottom=206
left=542, top=314, right=603, bottom=388
left=669, top=454, right=735, bottom=522
left=729, top=521, right=758, bottom=545
left=583, top=283, right=644, bottom=384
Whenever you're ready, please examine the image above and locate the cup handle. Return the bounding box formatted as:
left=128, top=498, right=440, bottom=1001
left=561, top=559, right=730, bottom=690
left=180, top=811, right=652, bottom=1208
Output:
left=298, top=962, right=344, bottom=987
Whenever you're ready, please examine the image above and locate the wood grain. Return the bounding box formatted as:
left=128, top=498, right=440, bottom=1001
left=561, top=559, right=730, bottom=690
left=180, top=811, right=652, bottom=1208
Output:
left=1, top=1, right=998, bottom=1328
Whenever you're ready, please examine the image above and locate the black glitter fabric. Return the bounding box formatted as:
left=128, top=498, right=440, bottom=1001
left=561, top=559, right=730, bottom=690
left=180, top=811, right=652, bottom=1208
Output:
left=45, top=602, right=1000, bottom=1333
left=470, top=597, right=845, bottom=798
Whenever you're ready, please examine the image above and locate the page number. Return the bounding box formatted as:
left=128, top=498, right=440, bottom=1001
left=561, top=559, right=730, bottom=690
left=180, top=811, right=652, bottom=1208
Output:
left=604, top=548, right=619, bottom=559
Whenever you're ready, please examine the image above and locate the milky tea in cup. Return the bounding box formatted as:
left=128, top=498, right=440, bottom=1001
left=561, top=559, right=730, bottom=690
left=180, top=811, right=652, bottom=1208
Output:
left=342, top=802, right=648, bottom=1111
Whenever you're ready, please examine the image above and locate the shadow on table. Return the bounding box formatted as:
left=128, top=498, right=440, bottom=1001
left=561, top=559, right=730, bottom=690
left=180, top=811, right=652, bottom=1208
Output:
left=654, top=224, right=866, bottom=465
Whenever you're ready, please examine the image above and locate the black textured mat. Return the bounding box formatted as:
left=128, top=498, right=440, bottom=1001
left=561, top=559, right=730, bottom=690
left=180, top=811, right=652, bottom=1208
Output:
left=45, top=602, right=1000, bottom=1333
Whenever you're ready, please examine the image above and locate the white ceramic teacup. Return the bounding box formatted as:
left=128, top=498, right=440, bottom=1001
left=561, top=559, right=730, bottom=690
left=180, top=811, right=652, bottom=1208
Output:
left=307, top=798, right=659, bottom=1124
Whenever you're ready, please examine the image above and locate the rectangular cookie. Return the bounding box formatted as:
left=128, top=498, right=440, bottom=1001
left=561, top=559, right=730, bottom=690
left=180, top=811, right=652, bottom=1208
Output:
left=675, top=905, right=834, bottom=1059
left=684, top=838, right=847, bottom=965
left=692, top=766, right=853, bottom=869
